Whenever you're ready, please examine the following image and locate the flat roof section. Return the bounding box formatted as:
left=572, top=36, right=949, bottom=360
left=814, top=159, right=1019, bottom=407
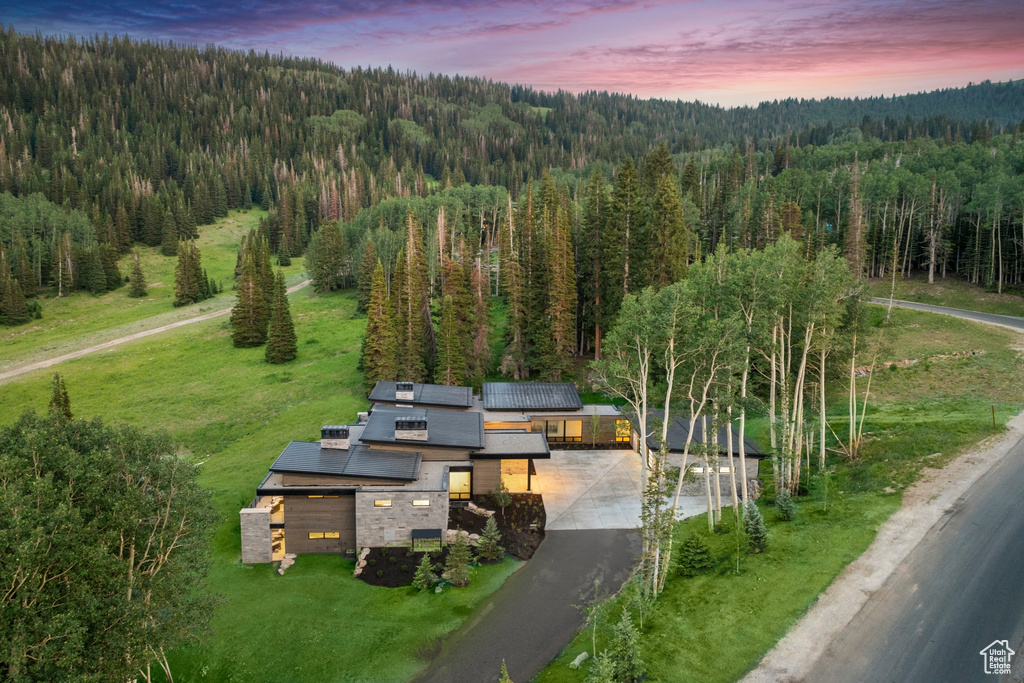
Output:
left=473, top=431, right=551, bottom=460
left=368, top=381, right=473, bottom=408
left=482, top=382, right=584, bottom=411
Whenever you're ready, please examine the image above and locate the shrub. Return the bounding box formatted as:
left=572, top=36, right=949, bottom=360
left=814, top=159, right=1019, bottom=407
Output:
left=389, top=556, right=397, bottom=564
left=775, top=490, right=797, bottom=521
left=401, top=565, right=408, bottom=572
left=412, top=552, right=436, bottom=591
left=376, top=570, right=383, bottom=578
left=368, top=559, right=376, bottom=566
left=677, top=533, right=713, bottom=577
left=744, top=499, right=768, bottom=553
left=608, top=608, right=645, bottom=683
left=444, top=533, right=473, bottom=587
left=476, top=516, right=505, bottom=562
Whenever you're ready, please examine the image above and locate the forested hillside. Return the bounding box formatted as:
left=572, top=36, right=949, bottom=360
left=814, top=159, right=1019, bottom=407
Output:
left=1, top=27, right=1023, bottom=373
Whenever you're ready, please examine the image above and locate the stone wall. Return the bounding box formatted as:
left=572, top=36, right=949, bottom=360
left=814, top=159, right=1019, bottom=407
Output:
left=240, top=507, right=272, bottom=564
left=354, top=489, right=449, bottom=548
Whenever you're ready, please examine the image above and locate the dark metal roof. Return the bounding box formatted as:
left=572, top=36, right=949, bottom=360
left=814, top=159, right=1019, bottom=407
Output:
left=268, top=440, right=422, bottom=481
left=636, top=411, right=766, bottom=457
left=482, top=382, right=584, bottom=411
left=360, top=406, right=485, bottom=449
left=342, top=445, right=421, bottom=481
left=368, top=381, right=473, bottom=408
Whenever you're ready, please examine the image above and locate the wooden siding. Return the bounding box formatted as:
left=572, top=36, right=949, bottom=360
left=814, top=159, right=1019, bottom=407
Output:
left=472, top=459, right=501, bottom=494
left=367, top=443, right=471, bottom=460
left=284, top=495, right=356, bottom=554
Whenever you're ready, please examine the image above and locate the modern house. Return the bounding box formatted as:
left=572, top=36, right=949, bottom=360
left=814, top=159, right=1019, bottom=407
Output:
left=240, top=380, right=626, bottom=563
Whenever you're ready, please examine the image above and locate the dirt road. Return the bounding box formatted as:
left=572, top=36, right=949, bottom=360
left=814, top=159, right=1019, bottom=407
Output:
left=0, top=279, right=311, bottom=386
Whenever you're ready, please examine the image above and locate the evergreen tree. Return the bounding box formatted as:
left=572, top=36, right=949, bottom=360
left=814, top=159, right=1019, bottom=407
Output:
left=775, top=490, right=797, bottom=521
left=744, top=499, right=768, bottom=553
left=412, top=551, right=436, bottom=592
left=265, top=270, right=298, bottom=364
left=173, top=240, right=203, bottom=307
left=230, top=240, right=269, bottom=346
left=393, top=212, right=432, bottom=382
left=475, top=515, right=504, bottom=562
left=436, top=294, right=466, bottom=386
left=498, top=660, right=514, bottom=683
left=48, top=372, right=72, bottom=421
left=605, top=158, right=641, bottom=315
left=0, top=276, right=30, bottom=326
left=546, top=203, right=576, bottom=378
left=444, top=531, right=473, bottom=587
left=356, top=239, right=377, bottom=313
left=649, top=174, right=690, bottom=288
left=586, top=651, right=618, bottom=683
left=467, top=258, right=491, bottom=388
left=678, top=533, right=713, bottom=577
left=308, top=221, right=347, bottom=293
left=99, top=245, right=122, bottom=291
left=499, top=198, right=528, bottom=379
left=128, top=250, right=147, bottom=298
left=160, top=211, right=178, bottom=256
left=362, top=259, right=397, bottom=390
left=211, top=175, right=229, bottom=217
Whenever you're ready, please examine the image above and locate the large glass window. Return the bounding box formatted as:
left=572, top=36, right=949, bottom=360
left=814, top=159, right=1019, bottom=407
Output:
left=565, top=420, right=582, bottom=441
left=546, top=420, right=564, bottom=440
left=542, top=419, right=583, bottom=442
left=615, top=420, right=631, bottom=442
left=449, top=470, right=471, bottom=500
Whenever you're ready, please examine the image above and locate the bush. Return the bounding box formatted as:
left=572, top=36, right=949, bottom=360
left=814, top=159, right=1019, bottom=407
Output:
left=376, top=570, right=383, bottom=578
left=412, top=552, right=436, bottom=591
left=401, top=565, right=408, bottom=572
left=389, top=556, right=397, bottom=564
left=476, top=516, right=505, bottom=562
left=744, top=499, right=768, bottom=553
left=775, top=490, right=797, bottom=521
left=677, top=533, right=713, bottom=577
left=368, top=559, right=376, bottom=566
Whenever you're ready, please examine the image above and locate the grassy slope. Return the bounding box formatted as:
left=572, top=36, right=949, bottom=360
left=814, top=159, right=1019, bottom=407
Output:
left=0, top=210, right=307, bottom=371
left=863, top=275, right=1024, bottom=317
left=536, top=301, right=1024, bottom=683
left=0, top=286, right=520, bottom=682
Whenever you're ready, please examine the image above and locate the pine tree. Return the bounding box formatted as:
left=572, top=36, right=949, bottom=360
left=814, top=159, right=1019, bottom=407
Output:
left=48, top=372, right=72, bottom=421
left=87, top=249, right=107, bottom=295
left=230, top=240, right=269, bottom=347
left=499, top=197, right=528, bottom=379
left=393, top=212, right=432, bottom=382
left=444, top=532, right=473, bottom=587
left=649, top=174, right=689, bottom=288
left=475, top=516, right=504, bottom=562
left=160, top=211, right=178, bottom=257
left=498, top=660, right=514, bottom=683
left=356, top=239, right=377, bottom=313
left=678, top=533, right=713, bottom=577
left=435, top=294, right=466, bottom=386
left=546, top=202, right=576, bottom=378
left=128, top=250, right=147, bottom=298
left=606, top=158, right=641, bottom=309
left=265, top=270, right=298, bottom=364
left=99, top=245, right=122, bottom=291
left=362, top=259, right=397, bottom=390
left=467, top=258, right=491, bottom=388
left=308, top=221, right=347, bottom=293
left=744, top=499, right=768, bottom=553
left=412, top=552, right=436, bottom=592
left=0, top=276, right=29, bottom=325
left=173, top=240, right=202, bottom=307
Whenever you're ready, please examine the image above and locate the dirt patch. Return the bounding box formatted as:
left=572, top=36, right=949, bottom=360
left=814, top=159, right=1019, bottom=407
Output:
left=357, top=546, right=449, bottom=588
left=742, top=410, right=1024, bottom=682
left=449, top=493, right=546, bottom=560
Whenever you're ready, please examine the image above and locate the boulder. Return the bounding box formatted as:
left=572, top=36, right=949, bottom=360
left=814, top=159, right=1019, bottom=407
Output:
left=569, top=652, right=589, bottom=669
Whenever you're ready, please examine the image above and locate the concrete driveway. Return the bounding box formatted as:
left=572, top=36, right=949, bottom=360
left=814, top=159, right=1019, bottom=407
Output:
left=532, top=449, right=723, bottom=530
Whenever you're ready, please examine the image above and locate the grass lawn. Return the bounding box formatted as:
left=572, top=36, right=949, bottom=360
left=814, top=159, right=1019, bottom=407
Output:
left=0, top=210, right=307, bottom=371
left=863, top=275, right=1024, bottom=317
left=536, top=493, right=900, bottom=683
left=537, top=301, right=1024, bottom=682
left=0, top=287, right=522, bottom=683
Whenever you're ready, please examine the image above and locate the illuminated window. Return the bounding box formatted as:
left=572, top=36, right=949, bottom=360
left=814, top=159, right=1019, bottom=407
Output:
left=324, top=532, right=340, bottom=539
left=307, top=495, right=323, bottom=498
left=412, top=499, right=430, bottom=507
left=374, top=500, right=392, bottom=507
left=323, top=495, right=339, bottom=498
left=308, top=532, right=325, bottom=539
left=565, top=420, right=582, bottom=442
left=615, top=420, right=631, bottom=442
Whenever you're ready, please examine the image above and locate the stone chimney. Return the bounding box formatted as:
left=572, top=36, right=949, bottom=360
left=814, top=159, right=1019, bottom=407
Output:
left=396, top=381, right=415, bottom=401
left=394, top=416, right=428, bottom=441
left=320, top=426, right=350, bottom=450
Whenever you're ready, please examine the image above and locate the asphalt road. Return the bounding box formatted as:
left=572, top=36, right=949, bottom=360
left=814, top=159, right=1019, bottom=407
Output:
left=412, top=529, right=640, bottom=683
left=869, top=297, right=1024, bottom=331
left=805, top=419, right=1024, bottom=682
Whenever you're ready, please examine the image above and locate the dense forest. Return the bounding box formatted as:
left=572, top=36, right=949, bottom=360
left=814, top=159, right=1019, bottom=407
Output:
left=1, top=27, right=1022, bottom=361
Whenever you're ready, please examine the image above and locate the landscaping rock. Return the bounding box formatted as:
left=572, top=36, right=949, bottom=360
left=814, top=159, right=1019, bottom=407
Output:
left=356, top=560, right=366, bottom=569
left=359, top=548, right=370, bottom=561
left=570, top=652, right=589, bottom=669
left=468, top=533, right=480, bottom=542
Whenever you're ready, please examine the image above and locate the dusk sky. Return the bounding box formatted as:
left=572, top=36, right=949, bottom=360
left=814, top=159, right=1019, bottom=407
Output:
left=4, top=0, right=1023, bottom=107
